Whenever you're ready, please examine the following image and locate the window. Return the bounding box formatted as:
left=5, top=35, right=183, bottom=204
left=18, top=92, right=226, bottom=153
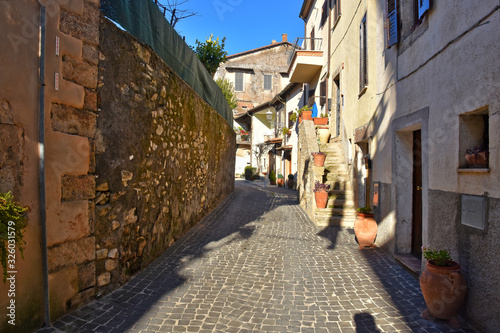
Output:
left=359, top=15, right=368, bottom=93
left=235, top=72, right=244, bottom=92
left=320, top=80, right=327, bottom=106
left=332, top=0, right=341, bottom=27
left=320, top=0, right=328, bottom=28
left=459, top=107, right=489, bottom=170
left=263, top=74, right=272, bottom=91
left=386, top=0, right=398, bottom=47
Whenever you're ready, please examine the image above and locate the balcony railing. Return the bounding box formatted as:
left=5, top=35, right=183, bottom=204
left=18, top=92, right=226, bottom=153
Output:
left=287, top=37, right=323, bottom=65
left=236, top=133, right=250, bottom=143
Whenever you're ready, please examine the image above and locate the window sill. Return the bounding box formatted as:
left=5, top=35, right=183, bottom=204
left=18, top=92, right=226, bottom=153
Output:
left=458, top=168, right=490, bottom=173
left=358, top=86, right=368, bottom=98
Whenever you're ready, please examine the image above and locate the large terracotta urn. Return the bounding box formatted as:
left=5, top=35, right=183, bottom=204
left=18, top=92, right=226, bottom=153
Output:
left=354, top=212, right=377, bottom=249
left=420, top=260, right=467, bottom=324
left=315, top=191, right=328, bottom=209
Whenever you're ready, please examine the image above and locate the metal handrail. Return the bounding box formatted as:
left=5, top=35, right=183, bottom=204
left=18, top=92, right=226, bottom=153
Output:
left=287, top=37, right=323, bottom=65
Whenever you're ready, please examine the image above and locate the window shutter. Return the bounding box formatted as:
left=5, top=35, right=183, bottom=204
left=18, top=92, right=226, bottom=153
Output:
left=418, top=0, right=430, bottom=19
left=360, top=16, right=367, bottom=91
left=264, top=75, right=272, bottom=90
left=386, top=0, right=398, bottom=47
left=320, top=80, right=327, bottom=106
left=321, top=0, right=328, bottom=27
left=235, top=72, right=243, bottom=91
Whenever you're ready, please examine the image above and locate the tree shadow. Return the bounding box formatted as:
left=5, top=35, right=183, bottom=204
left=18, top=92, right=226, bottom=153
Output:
left=354, top=313, right=382, bottom=333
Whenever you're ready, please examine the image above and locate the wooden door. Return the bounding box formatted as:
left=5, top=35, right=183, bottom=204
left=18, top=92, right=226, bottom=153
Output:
left=411, top=130, right=423, bottom=258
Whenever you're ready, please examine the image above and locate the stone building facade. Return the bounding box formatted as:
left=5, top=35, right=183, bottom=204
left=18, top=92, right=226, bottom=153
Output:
left=293, top=0, right=500, bottom=331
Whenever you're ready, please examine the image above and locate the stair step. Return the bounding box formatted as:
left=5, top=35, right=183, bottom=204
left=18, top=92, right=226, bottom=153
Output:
left=313, top=215, right=355, bottom=228
left=315, top=207, right=357, bottom=217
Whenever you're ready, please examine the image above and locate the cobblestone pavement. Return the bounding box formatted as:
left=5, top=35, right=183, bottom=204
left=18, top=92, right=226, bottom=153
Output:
left=38, top=180, right=476, bottom=333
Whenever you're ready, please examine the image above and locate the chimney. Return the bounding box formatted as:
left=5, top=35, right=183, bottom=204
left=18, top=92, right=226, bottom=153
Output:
left=282, top=34, right=288, bottom=42
left=271, top=40, right=277, bottom=44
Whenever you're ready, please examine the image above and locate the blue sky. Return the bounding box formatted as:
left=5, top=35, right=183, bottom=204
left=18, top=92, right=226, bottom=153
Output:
left=172, top=0, right=306, bottom=56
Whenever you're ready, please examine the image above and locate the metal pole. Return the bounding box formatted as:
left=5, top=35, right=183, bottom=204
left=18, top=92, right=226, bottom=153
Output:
left=37, top=2, right=51, bottom=327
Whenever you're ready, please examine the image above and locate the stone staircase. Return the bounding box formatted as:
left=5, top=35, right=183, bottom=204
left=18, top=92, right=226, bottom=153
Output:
left=314, top=141, right=356, bottom=228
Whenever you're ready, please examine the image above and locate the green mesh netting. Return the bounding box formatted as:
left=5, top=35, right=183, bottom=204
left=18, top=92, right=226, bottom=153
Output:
left=101, top=0, right=233, bottom=125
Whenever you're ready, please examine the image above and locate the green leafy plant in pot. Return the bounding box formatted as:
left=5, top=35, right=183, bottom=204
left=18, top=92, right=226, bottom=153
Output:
left=419, top=247, right=467, bottom=326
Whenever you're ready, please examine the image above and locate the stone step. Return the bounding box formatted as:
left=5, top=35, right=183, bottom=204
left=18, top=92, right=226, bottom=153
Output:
left=327, top=197, right=355, bottom=209
left=315, top=207, right=357, bottom=217
left=313, top=215, right=355, bottom=228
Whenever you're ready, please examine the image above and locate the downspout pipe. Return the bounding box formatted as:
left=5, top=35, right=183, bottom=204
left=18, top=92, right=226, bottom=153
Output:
left=36, top=0, right=51, bottom=327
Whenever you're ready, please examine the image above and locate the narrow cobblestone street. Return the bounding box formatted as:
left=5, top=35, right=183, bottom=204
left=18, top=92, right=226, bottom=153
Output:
left=39, top=180, right=476, bottom=333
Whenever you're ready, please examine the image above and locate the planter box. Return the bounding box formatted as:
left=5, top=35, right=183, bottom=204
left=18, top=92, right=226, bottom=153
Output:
left=313, top=117, right=328, bottom=125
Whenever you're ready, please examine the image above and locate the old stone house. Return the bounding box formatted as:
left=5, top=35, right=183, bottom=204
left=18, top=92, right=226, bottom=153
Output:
left=293, top=0, right=500, bottom=331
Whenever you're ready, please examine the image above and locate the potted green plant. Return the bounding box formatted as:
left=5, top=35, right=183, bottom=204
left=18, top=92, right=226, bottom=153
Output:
left=311, top=151, right=326, bottom=167
left=313, top=181, right=331, bottom=209
left=287, top=174, right=295, bottom=189
left=269, top=170, right=276, bottom=185
left=290, top=112, right=298, bottom=123
left=277, top=173, right=285, bottom=187
left=465, top=146, right=488, bottom=168
left=300, top=105, right=313, bottom=122
left=282, top=127, right=291, bottom=136
left=420, top=247, right=467, bottom=326
left=0, top=192, right=28, bottom=282
left=354, top=207, right=377, bottom=249
left=314, top=113, right=329, bottom=125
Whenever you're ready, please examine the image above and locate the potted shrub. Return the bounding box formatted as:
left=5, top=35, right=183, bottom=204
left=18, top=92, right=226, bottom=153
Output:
left=354, top=207, right=377, bottom=249
left=282, top=127, right=291, bottom=137
left=311, top=152, right=326, bottom=167
left=300, top=105, right=313, bottom=121
left=0, top=192, right=28, bottom=282
left=269, top=170, right=276, bottom=185
left=277, top=173, right=285, bottom=187
left=287, top=174, right=294, bottom=189
left=465, top=146, right=488, bottom=168
left=314, top=113, right=329, bottom=125
left=420, top=247, right=467, bottom=327
left=290, top=112, right=298, bottom=123
left=313, top=181, right=331, bottom=209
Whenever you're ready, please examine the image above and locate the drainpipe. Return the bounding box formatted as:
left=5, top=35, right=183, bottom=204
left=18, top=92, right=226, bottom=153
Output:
left=36, top=1, right=51, bottom=327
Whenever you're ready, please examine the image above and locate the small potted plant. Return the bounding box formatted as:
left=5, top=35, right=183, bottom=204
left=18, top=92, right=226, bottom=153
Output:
left=314, top=113, right=329, bottom=125
left=290, top=112, right=298, bottom=123
left=313, top=181, right=331, bottom=209
left=419, top=247, right=467, bottom=326
left=277, top=173, right=285, bottom=187
left=354, top=207, right=377, bottom=249
left=287, top=174, right=294, bottom=189
left=282, top=127, right=291, bottom=137
left=311, top=151, right=326, bottom=167
left=300, top=105, right=313, bottom=121
left=465, top=146, right=488, bottom=168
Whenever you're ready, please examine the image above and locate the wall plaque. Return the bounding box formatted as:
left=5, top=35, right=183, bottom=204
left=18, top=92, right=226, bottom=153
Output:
left=461, top=195, right=486, bottom=230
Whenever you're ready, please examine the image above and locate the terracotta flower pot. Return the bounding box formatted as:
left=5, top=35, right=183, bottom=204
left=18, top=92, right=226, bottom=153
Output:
left=299, top=115, right=303, bottom=123
left=312, top=153, right=326, bottom=167
left=465, top=151, right=488, bottom=168
left=313, top=117, right=328, bottom=125
left=277, top=178, right=284, bottom=187
left=315, top=190, right=328, bottom=209
left=420, top=260, right=467, bottom=322
left=354, top=213, right=377, bottom=249
left=302, top=111, right=313, bottom=121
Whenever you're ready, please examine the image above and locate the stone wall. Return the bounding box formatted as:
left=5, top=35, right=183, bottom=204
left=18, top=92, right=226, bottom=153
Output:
left=297, top=120, right=319, bottom=219
left=94, top=18, right=236, bottom=294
